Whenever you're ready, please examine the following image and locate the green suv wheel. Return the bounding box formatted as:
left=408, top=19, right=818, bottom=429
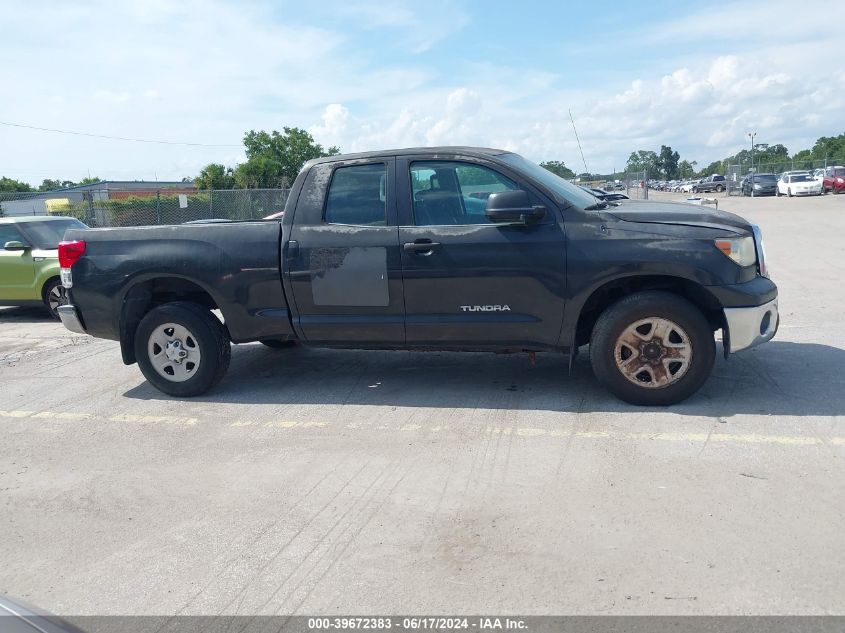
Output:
left=42, top=278, right=66, bottom=320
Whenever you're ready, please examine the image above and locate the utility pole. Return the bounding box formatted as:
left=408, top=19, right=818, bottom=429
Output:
left=748, top=132, right=757, bottom=198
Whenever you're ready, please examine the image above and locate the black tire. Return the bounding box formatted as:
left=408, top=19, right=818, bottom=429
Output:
left=42, top=277, right=66, bottom=320
left=589, top=291, right=716, bottom=406
left=135, top=301, right=231, bottom=397
left=260, top=339, right=297, bottom=349
left=715, top=185, right=723, bottom=192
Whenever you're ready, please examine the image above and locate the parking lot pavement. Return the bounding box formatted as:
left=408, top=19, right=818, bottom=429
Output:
left=1, top=193, right=843, bottom=617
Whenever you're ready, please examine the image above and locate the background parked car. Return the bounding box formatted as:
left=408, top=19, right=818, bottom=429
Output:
left=580, top=186, right=629, bottom=201
left=822, top=166, right=845, bottom=193
left=693, top=174, right=727, bottom=193
left=741, top=173, right=778, bottom=196
left=776, top=173, right=822, bottom=197
left=0, top=216, right=88, bottom=318
left=680, top=179, right=698, bottom=193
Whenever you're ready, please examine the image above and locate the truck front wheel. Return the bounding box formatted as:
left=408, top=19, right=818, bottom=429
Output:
left=589, top=291, right=715, bottom=406
left=135, top=301, right=231, bottom=397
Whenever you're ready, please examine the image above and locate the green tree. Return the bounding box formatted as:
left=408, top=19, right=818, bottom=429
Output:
left=697, top=160, right=723, bottom=177
left=38, top=179, right=79, bottom=191
left=678, top=160, right=697, bottom=178
left=792, top=149, right=815, bottom=170
left=78, top=176, right=102, bottom=186
left=195, top=163, right=236, bottom=189
left=0, top=177, right=34, bottom=192
left=657, top=145, right=680, bottom=179
left=538, top=160, right=575, bottom=179
left=805, top=133, right=845, bottom=161
left=625, top=150, right=659, bottom=175
left=234, top=155, right=285, bottom=189
left=729, top=144, right=787, bottom=166
left=39, top=179, right=64, bottom=191
left=236, top=127, right=339, bottom=188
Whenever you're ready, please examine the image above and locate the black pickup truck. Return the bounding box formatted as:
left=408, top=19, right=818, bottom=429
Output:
left=57, top=147, right=778, bottom=405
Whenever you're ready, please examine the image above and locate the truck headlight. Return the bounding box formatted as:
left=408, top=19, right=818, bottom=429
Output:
left=714, top=236, right=756, bottom=268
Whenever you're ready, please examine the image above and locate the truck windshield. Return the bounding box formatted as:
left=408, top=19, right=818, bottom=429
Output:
left=498, top=153, right=599, bottom=209
left=19, top=218, right=87, bottom=249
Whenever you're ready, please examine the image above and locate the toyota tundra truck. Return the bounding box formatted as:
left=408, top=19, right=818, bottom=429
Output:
left=57, top=147, right=778, bottom=405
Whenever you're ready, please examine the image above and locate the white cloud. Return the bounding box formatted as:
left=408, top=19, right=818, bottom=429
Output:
left=1, top=0, right=844, bottom=183
left=309, top=104, right=349, bottom=143
left=308, top=49, right=844, bottom=174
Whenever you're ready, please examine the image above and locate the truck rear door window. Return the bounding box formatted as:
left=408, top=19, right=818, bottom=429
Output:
left=410, top=161, right=517, bottom=226
left=324, top=163, right=387, bottom=226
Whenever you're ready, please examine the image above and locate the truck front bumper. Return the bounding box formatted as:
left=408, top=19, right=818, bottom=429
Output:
left=723, top=297, right=778, bottom=355
left=58, top=304, right=87, bottom=335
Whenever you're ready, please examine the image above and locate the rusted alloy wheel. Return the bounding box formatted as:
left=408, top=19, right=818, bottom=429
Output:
left=590, top=291, right=716, bottom=406
left=613, top=317, right=692, bottom=389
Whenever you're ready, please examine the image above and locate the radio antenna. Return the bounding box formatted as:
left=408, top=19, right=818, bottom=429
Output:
left=569, top=109, right=589, bottom=175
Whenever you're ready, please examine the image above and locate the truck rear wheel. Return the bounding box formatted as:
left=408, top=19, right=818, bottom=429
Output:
left=135, top=301, right=231, bottom=397
left=589, top=291, right=715, bottom=406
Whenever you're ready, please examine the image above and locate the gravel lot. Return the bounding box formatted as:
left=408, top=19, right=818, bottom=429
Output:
left=1, top=191, right=843, bottom=616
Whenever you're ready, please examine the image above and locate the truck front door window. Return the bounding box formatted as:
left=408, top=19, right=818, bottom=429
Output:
left=410, top=161, right=518, bottom=226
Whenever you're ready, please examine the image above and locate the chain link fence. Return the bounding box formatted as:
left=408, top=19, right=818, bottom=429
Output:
left=0, top=188, right=291, bottom=226
left=625, top=170, right=649, bottom=199
left=726, top=165, right=744, bottom=196
left=726, top=157, right=845, bottom=196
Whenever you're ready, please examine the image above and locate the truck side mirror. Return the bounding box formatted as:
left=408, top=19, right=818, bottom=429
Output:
left=3, top=240, right=29, bottom=251
left=485, top=190, right=545, bottom=225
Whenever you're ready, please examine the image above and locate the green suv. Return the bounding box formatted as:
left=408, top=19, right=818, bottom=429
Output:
left=0, top=216, right=88, bottom=319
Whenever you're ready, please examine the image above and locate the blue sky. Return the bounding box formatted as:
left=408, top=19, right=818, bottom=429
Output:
left=2, top=0, right=844, bottom=184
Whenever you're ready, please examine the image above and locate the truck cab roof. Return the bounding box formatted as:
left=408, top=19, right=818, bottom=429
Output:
left=305, top=146, right=511, bottom=168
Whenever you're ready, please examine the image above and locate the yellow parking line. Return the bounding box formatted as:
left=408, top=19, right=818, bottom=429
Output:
left=1, top=409, right=197, bottom=427
left=109, top=413, right=199, bottom=426
left=3, top=408, right=843, bottom=447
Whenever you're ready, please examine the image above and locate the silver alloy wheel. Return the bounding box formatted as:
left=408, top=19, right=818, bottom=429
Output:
left=614, top=317, right=693, bottom=389
left=48, top=284, right=66, bottom=313
left=147, top=322, right=202, bottom=382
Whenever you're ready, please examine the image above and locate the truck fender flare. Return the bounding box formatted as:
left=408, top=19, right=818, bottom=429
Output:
left=563, top=272, right=724, bottom=351
left=117, top=273, right=227, bottom=365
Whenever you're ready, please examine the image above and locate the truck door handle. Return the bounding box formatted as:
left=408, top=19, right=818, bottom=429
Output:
left=403, top=240, right=441, bottom=254
left=286, top=240, right=299, bottom=259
